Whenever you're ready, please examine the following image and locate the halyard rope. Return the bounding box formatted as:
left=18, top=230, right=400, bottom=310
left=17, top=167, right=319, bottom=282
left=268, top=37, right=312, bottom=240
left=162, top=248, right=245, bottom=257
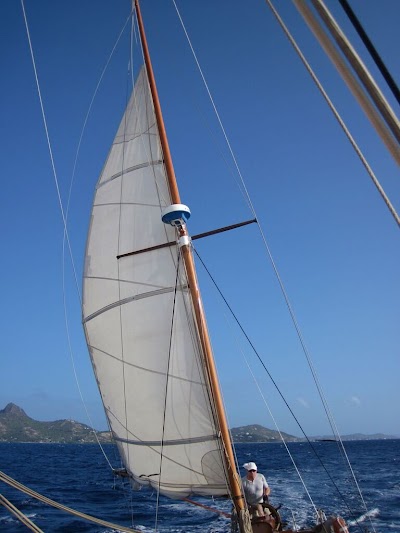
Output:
left=194, top=249, right=365, bottom=533
left=264, top=0, right=399, bottom=227
left=262, top=2, right=382, bottom=530
left=173, top=2, right=383, bottom=529
left=0, top=471, right=141, bottom=533
left=228, top=323, right=319, bottom=517
left=61, top=7, right=133, bottom=474
left=20, top=0, right=116, bottom=471
left=154, top=253, right=181, bottom=532
left=173, top=0, right=399, bottom=230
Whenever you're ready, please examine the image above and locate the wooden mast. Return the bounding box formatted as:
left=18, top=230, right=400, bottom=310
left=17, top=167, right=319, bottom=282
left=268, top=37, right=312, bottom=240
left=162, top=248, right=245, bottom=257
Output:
left=134, top=0, right=248, bottom=525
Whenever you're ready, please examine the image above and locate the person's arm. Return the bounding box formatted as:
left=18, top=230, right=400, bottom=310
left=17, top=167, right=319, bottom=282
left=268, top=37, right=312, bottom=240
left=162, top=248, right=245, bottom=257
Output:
left=262, top=475, right=271, bottom=497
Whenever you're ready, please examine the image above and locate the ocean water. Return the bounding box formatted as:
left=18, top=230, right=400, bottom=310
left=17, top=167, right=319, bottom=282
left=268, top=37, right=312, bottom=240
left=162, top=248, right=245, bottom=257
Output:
left=0, top=440, right=398, bottom=532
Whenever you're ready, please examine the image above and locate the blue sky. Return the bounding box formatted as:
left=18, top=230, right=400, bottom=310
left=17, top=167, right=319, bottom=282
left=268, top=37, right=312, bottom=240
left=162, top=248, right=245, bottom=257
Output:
left=0, top=0, right=398, bottom=437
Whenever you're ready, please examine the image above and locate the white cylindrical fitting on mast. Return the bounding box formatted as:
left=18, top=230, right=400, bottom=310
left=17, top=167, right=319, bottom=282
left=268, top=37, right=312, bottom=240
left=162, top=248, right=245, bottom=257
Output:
left=178, top=235, right=191, bottom=248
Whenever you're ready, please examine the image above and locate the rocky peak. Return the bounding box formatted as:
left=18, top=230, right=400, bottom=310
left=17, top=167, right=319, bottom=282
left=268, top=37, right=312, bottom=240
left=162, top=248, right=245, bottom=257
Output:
left=1, top=403, right=29, bottom=417
left=0, top=403, right=110, bottom=443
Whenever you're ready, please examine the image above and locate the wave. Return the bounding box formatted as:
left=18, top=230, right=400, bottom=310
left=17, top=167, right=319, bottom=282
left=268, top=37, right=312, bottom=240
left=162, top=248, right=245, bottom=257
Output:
left=348, top=507, right=379, bottom=526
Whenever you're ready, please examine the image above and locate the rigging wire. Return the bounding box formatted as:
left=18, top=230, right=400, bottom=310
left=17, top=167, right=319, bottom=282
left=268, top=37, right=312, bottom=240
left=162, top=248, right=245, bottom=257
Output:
left=338, top=0, right=400, bottom=106
left=135, top=2, right=244, bottom=516
left=129, top=6, right=220, bottom=519
left=0, top=471, right=141, bottom=533
left=292, top=0, right=400, bottom=164
left=154, top=252, right=181, bottom=532
left=114, top=28, right=144, bottom=532
left=173, top=0, right=369, bottom=518
left=21, top=0, right=110, bottom=463
left=229, top=323, right=319, bottom=517
left=263, top=2, right=381, bottom=528
left=308, top=0, right=400, bottom=146
left=170, top=0, right=393, bottom=485
left=172, top=0, right=399, bottom=230
left=123, top=11, right=141, bottom=530
left=62, top=9, right=134, bottom=472
left=172, top=0, right=381, bottom=527
left=171, top=0, right=253, bottom=214
left=130, top=5, right=241, bottom=508
left=187, top=275, right=236, bottom=503
left=193, top=248, right=365, bottom=532
left=21, top=1, right=383, bottom=530
left=266, top=0, right=400, bottom=227
left=20, top=8, right=162, bottom=529
left=116, top=21, right=141, bottom=520
left=21, top=0, right=134, bottom=471
left=262, top=4, right=387, bottom=529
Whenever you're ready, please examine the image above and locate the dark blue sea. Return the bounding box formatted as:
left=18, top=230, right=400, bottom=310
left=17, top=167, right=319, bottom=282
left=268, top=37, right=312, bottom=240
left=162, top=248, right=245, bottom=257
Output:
left=0, top=440, right=398, bottom=532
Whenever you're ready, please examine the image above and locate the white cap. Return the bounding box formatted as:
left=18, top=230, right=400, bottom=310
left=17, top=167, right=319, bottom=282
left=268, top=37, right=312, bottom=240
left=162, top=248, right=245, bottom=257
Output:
left=243, top=462, right=257, bottom=471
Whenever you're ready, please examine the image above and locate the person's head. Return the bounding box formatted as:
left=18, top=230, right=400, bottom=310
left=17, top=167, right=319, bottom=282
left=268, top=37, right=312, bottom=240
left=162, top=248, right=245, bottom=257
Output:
left=243, top=462, right=257, bottom=480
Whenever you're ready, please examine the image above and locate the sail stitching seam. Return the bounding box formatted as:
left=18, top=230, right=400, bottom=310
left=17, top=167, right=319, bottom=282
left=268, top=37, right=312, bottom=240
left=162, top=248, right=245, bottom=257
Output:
left=84, top=286, right=185, bottom=322
left=97, top=159, right=163, bottom=188
left=93, top=201, right=163, bottom=207
left=114, top=434, right=218, bottom=446
left=87, top=343, right=208, bottom=385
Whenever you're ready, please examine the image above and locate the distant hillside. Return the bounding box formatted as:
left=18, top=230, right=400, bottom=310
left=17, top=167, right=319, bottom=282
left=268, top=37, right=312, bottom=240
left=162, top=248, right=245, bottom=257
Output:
left=1, top=404, right=397, bottom=444
left=314, top=433, right=400, bottom=441
left=230, top=425, right=399, bottom=443
left=1, top=406, right=300, bottom=444
left=0, top=403, right=111, bottom=443
left=231, top=424, right=300, bottom=443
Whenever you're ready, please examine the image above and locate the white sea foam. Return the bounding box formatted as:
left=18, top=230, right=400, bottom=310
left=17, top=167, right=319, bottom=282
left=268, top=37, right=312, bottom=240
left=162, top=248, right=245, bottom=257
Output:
left=0, top=512, right=37, bottom=523
left=348, top=507, right=380, bottom=526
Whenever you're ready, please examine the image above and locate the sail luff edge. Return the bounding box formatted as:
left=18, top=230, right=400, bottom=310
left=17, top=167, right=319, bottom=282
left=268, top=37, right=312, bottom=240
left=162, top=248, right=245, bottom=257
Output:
left=134, top=0, right=247, bottom=521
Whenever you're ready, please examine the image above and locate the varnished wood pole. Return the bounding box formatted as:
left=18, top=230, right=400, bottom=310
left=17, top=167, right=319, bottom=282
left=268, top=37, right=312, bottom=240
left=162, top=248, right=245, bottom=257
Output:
left=292, top=0, right=400, bottom=166
left=134, top=0, right=246, bottom=519
left=134, top=0, right=180, bottom=204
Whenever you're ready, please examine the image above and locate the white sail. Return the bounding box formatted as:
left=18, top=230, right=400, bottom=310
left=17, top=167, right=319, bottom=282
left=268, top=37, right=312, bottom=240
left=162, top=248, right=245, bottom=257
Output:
left=82, top=67, right=228, bottom=499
